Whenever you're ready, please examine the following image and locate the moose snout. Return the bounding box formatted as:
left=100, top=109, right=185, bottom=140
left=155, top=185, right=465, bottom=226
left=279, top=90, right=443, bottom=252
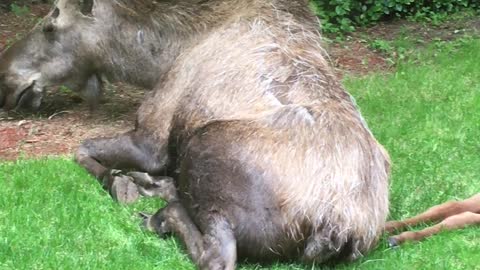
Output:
left=0, top=78, right=42, bottom=112
left=0, top=33, right=45, bottom=112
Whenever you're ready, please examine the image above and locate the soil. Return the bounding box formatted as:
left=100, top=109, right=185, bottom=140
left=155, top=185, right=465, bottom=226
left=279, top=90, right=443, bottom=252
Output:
left=328, top=15, right=480, bottom=77
left=0, top=4, right=479, bottom=160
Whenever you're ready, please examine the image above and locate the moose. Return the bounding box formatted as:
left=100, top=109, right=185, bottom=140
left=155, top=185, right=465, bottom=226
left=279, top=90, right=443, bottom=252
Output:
left=386, top=194, right=480, bottom=246
left=0, top=0, right=392, bottom=268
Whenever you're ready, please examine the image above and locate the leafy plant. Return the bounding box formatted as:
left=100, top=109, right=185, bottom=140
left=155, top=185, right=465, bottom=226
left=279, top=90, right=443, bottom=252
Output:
left=310, top=0, right=479, bottom=33
left=59, top=85, right=73, bottom=94
left=10, top=3, right=30, bottom=17
left=370, top=39, right=394, bottom=54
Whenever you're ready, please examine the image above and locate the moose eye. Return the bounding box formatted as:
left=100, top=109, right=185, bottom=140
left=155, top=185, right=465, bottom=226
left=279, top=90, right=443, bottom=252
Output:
left=52, top=8, right=60, bottom=18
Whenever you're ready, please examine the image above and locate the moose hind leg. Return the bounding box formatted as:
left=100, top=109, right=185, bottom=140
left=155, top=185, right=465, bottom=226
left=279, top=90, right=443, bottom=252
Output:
left=143, top=203, right=237, bottom=270
left=302, top=230, right=361, bottom=264
left=75, top=131, right=167, bottom=203
left=199, top=215, right=237, bottom=270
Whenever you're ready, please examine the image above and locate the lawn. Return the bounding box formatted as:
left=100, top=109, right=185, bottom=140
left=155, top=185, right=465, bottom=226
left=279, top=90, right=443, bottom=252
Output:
left=1, top=38, right=480, bottom=270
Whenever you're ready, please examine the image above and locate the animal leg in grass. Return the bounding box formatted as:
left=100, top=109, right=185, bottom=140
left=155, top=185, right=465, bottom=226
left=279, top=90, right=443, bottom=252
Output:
left=302, top=230, right=361, bottom=264
left=75, top=131, right=167, bottom=203
left=127, top=172, right=177, bottom=202
left=108, top=169, right=138, bottom=203
left=385, top=194, right=480, bottom=233
left=388, top=211, right=480, bottom=246
left=141, top=203, right=237, bottom=270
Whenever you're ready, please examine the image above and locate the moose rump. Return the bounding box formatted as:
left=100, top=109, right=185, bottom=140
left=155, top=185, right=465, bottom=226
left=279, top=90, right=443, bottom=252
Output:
left=158, top=102, right=390, bottom=265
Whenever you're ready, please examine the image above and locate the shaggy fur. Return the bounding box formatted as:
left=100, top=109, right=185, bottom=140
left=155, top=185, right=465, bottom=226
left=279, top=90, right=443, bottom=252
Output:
left=1, top=0, right=391, bottom=267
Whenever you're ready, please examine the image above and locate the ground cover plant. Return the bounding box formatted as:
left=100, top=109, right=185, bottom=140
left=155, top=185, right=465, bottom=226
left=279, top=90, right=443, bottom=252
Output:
left=310, top=0, right=479, bottom=33
left=1, top=34, right=479, bottom=270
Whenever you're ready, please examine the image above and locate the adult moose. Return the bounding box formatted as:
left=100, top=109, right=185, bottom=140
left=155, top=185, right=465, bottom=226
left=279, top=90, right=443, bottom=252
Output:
left=0, top=0, right=391, bottom=268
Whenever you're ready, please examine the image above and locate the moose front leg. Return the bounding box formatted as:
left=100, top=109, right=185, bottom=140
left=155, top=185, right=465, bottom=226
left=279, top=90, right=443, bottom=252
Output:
left=141, top=203, right=237, bottom=270
left=75, top=130, right=169, bottom=203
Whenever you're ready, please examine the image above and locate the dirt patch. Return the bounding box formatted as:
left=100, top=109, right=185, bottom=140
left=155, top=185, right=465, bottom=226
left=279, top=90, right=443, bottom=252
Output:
left=0, top=80, right=144, bottom=160
left=0, top=4, right=50, bottom=51
left=327, top=14, right=480, bottom=77
left=328, top=40, right=392, bottom=78
left=0, top=127, right=27, bottom=160
left=0, top=5, right=479, bottom=160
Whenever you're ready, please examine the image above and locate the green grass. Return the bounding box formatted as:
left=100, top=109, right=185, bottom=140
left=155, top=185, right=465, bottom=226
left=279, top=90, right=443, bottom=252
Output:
left=341, top=38, right=480, bottom=270
left=1, top=39, right=480, bottom=269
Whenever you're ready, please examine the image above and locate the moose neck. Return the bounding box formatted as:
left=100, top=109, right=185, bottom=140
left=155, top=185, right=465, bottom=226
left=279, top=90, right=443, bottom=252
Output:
left=96, top=0, right=247, bottom=89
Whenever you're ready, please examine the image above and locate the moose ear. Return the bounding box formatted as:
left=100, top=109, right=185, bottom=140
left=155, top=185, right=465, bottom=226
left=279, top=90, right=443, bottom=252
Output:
left=79, top=0, right=94, bottom=15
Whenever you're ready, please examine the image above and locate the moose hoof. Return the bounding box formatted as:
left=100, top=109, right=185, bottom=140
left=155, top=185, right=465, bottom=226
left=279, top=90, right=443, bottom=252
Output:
left=139, top=212, right=153, bottom=230
left=127, top=171, right=158, bottom=186
left=388, top=237, right=399, bottom=247
left=110, top=174, right=140, bottom=204
left=303, top=238, right=340, bottom=264
left=138, top=210, right=171, bottom=238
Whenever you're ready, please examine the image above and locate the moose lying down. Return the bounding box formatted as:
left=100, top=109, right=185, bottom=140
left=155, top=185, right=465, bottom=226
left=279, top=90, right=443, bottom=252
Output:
left=0, top=0, right=391, bottom=268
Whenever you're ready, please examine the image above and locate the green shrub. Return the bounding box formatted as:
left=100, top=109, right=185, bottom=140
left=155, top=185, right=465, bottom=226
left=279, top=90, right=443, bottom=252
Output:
left=311, top=0, right=479, bottom=33
left=10, top=3, right=30, bottom=17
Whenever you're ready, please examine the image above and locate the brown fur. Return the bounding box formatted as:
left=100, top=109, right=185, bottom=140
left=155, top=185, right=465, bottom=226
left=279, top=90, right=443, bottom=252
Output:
left=1, top=0, right=391, bottom=268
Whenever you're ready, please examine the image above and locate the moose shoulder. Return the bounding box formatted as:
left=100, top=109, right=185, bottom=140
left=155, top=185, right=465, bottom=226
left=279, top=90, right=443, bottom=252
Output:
left=1, top=0, right=391, bottom=268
